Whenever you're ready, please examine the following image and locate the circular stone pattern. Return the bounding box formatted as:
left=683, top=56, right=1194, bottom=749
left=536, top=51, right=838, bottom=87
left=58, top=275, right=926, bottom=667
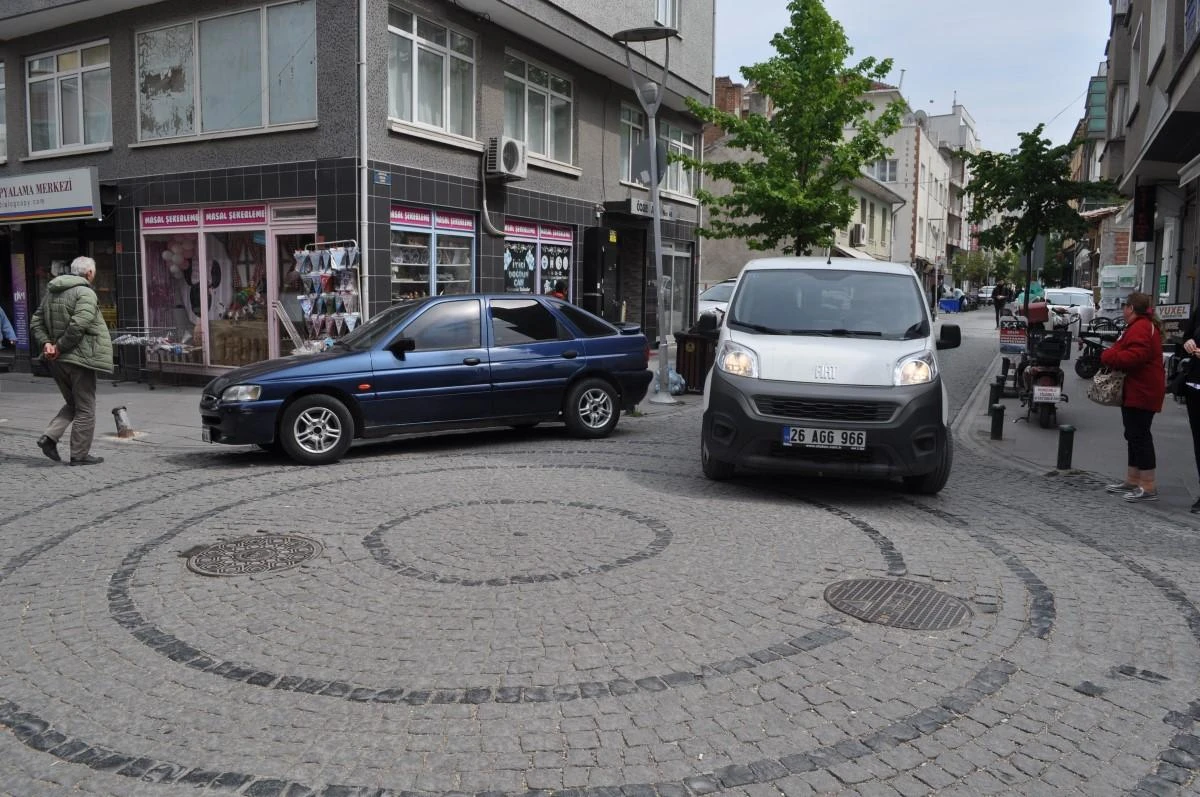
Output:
left=186, top=534, right=323, bottom=577
left=824, top=577, right=972, bottom=630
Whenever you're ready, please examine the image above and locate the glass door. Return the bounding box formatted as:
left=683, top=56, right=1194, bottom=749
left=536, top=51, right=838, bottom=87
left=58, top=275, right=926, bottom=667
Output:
left=206, top=230, right=268, bottom=367
left=273, top=231, right=315, bottom=356
left=664, top=242, right=693, bottom=337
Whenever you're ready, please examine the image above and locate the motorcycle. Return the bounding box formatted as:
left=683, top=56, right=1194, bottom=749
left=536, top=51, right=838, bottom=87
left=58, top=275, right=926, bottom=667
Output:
left=1074, top=318, right=1123, bottom=379
left=1015, top=311, right=1075, bottom=429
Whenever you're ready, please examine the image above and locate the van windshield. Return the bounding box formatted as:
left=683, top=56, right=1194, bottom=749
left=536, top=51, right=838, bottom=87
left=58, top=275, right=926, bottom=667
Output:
left=728, top=269, right=929, bottom=340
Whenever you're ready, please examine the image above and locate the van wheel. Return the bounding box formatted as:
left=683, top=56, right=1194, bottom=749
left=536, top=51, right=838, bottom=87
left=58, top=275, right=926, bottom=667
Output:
left=701, top=438, right=734, bottom=481
left=279, top=395, right=354, bottom=465
left=564, top=378, right=619, bottom=438
left=903, top=433, right=953, bottom=495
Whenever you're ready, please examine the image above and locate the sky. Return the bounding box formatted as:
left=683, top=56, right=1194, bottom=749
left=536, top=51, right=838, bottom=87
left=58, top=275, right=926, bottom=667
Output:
left=713, top=0, right=1114, bottom=154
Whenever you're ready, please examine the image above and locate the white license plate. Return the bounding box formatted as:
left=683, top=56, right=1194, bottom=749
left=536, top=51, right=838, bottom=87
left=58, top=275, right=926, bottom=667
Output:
left=201, top=427, right=211, bottom=443
left=1032, top=386, right=1061, bottom=403
left=782, top=427, right=866, bottom=450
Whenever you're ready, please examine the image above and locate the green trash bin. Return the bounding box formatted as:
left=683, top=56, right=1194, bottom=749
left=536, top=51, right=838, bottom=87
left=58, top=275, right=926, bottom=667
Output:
left=674, top=331, right=717, bottom=393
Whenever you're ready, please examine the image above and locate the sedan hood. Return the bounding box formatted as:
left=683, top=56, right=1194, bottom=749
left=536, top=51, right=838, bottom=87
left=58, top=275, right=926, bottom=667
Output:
left=204, top=349, right=354, bottom=395
left=727, top=329, right=929, bottom=386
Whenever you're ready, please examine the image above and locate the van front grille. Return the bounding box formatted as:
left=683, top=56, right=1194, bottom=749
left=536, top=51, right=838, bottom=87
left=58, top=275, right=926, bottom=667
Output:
left=754, top=396, right=896, bottom=422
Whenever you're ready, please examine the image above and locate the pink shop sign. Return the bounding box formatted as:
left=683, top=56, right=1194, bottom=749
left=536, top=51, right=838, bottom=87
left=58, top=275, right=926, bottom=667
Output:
left=504, top=219, right=539, bottom=240
left=436, top=211, right=475, bottom=231
left=391, top=206, right=433, bottom=227
left=539, top=224, right=572, bottom=243
left=140, top=209, right=200, bottom=229
left=203, top=205, right=268, bottom=226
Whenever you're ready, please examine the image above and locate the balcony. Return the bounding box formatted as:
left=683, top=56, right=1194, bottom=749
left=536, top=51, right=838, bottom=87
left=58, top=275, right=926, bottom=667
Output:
left=0, top=0, right=161, bottom=40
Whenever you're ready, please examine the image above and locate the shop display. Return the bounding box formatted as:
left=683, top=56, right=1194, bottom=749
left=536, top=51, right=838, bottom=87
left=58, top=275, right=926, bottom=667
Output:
left=390, top=207, right=476, bottom=301
left=503, top=220, right=574, bottom=298
left=293, top=242, right=362, bottom=342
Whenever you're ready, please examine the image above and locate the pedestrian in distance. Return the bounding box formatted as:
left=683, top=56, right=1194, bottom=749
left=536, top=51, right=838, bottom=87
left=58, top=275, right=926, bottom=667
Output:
left=30, top=255, right=113, bottom=466
left=992, top=283, right=1009, bottom=328
left=549, top=280, right=568, bottom=300
left=1175, top=305, right=1200, bottom=512
left=1101, top=292, right=1166, bottom=502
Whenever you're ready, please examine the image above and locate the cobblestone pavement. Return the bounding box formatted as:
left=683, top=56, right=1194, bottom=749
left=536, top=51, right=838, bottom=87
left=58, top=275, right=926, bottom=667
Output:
left=2, top=309, right=1200, bottom=796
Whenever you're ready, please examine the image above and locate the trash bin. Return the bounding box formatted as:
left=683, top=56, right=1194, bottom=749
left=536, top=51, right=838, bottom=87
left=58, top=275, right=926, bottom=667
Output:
left=674, top=331, right=717, bottom=393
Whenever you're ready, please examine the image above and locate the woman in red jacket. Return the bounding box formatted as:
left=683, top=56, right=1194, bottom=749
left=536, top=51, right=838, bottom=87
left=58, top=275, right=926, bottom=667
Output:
left=1100, top=292, right=1166, bottom=502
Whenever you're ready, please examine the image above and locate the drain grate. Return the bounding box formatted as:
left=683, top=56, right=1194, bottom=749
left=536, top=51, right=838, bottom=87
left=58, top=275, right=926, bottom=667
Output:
left=186, top=534, right=322, bottom=577
left=824, top=578, right=971, bottom=630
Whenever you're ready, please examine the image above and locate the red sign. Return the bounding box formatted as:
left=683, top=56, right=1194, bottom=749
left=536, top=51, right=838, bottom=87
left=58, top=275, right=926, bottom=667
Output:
left=539, top=224, right=572, bottom=243
left=504, top=219, right=538, bottom=240
left=391, top=206, right=433, bottom=227
left=436, top=211, right=475, bottom=231
left=141, top=209, right=200, bottom=229
left=202, top=205, right=267, bottom=226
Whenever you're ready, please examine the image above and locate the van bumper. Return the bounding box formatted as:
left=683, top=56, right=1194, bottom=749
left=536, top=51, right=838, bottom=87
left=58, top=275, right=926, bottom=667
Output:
left=702, top=370, right=946, bottom=479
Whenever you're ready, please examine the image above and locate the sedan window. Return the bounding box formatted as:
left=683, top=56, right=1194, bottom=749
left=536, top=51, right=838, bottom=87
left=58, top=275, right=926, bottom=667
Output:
left=400, top=300, right=481, bottom=350
left=555, top=302, right=618, bottom=338
left=490, top=299, right=570, bottom=346
left=340, top=301, right=421, bottom=349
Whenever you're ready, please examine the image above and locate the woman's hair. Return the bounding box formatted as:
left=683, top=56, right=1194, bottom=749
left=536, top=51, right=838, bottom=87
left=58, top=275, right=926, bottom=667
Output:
left=1126, top=291, right=1164, bottom=333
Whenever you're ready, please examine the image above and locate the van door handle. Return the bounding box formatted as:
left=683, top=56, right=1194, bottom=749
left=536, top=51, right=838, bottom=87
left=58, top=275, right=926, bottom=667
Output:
left=463, top=357, right=481, bottom=366
left=561, top=350, right=578, bottom=359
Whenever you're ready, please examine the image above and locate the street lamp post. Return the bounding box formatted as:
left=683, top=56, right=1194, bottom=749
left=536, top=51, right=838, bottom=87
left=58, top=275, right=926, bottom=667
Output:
left=613, top=25, right=678, bottom=404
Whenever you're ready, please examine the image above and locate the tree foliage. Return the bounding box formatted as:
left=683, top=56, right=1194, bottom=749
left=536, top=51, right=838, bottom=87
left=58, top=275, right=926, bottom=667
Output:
left=964, top=125, right=1115, bottom=308
left=678, top=0, right=903, bottom=253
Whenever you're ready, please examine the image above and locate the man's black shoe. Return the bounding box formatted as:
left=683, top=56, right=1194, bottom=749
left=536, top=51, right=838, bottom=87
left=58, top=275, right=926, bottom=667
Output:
left=37, top=435, right=61, bottom=462
left=68, top=455, right=104, bottom=466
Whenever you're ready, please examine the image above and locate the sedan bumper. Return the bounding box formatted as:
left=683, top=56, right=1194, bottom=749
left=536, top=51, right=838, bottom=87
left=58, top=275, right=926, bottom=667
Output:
left=199, top=394, right=282, bottom=445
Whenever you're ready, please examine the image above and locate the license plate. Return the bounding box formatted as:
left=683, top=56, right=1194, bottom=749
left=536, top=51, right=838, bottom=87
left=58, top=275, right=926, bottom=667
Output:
left=1032, top=386, right=1061, bottom=403
left=201, top=427, right=211, bottom=443
left=782, top=427, right=866, bottom=450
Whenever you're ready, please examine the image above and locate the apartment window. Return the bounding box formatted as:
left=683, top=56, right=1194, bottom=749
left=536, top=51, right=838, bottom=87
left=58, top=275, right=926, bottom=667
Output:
left=1130, top=21, right=1142, bottom=118
left=1110, top=84, right=1128, bottom=139
left=662, top=122, right=696, bottom=195
left=868, top=202, right=876, bottom=242
left=881, top=210, right=889, bottom=245
left=505, top=54, right=572, bottom=163
left=874, top=158, right=897, bottom=182
left=27, top=41, right=111, bottom=153
left=0, top=63, right=6, bottom=160
left=917, top=216, right=924, bottom=243
left=388, top=6, right=474, bottom=138
left=656, top=0, right=680, bottom=29
left=621, top=105, right=645, bottom=183
left=137, top=0, right=316, bottom=141
left=859, top=197, right=867, bottom=223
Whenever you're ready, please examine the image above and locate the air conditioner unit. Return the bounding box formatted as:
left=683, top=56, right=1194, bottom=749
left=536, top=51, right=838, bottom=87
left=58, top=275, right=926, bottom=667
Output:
left=849, top=223, right=866, bottom=247
left=485, top=136, right=528, bottom=181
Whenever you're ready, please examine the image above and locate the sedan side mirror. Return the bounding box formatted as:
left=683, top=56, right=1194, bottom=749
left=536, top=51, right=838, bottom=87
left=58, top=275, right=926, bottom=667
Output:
left=388, top=337, right=416, bottom=358
left=936, top=324, right=961, bottom=350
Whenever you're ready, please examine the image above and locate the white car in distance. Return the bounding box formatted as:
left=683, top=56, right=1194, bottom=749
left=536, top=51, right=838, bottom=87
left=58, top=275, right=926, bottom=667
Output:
left=697, top=279, right=737, bottom=317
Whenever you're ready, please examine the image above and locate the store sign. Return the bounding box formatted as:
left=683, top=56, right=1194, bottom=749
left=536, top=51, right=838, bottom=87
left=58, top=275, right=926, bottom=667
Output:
left=436, top=211, right=474, bottom=231
left=203, top=205, right=267, bottom=226
left=391, top=206, right=433, bottom=227
left=10, top=254, right=29, bottom=351
left=503, top=240, right=535, bottom=293
left=540, top=225, right=573, bottom=243
left=141, top=209, right=201, bottom=229
left=504, top=219, right=573, bottom=242
left=603, top=198, right=677, bottom=221
left=0, top=167, right=100, bottom=224
left=504, top=220, right=539, bottom=240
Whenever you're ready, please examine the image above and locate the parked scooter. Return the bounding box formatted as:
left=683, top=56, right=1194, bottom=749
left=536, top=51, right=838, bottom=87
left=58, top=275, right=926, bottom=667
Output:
left=1015, top=313, right=1074, bottom=429
left=1074, top=319, right=1122, bottom=379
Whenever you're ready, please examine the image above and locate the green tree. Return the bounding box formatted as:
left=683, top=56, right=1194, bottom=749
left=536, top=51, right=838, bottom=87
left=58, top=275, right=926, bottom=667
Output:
left=990, top=249, right=1019, bottom=285
left=678, top=0, right=903, bottom=253
left=965, top=124, right=1115, bottom=317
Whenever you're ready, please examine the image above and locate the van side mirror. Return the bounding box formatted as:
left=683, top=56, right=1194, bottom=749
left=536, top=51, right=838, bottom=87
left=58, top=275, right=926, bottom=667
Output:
left=388, top=337, right=416, bottom=358
left=936, top=324, right=961, bottom=350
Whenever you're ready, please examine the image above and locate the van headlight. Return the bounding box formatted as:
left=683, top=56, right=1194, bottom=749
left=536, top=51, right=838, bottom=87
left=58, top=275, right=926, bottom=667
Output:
left=894, top=352, right=936, bottom=386
left=221, top=384, right=262, bottom=402
left=716, top=340, right=759, bottom=378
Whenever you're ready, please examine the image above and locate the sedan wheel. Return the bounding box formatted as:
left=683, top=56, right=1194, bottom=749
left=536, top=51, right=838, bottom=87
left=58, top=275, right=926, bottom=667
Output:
left=279, top=395, right=354, bottom=465
left=564, top=378, right=619, bottom=438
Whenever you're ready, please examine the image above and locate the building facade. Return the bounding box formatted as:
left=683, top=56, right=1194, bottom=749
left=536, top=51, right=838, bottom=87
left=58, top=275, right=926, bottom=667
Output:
left=0, top=0, right=713, bottom=376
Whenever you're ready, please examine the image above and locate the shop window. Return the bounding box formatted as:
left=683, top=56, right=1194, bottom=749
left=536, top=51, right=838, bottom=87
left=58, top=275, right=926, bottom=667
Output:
left=620, top=105, right=645, bottom=184
left=26, top=41, right=111, bottom=153
left=387, top=6, right=474, bottom=138
left=0, top=63, right=6, bottom=161
left=403, top=299, right=480, bottom=350
left=490, top=299, right=566, bottom=346
left=143, top=233, right=204, bottom=362
left=390, top=208, right=476, bottom=300
left=504, top=53, right=572, bottom=163
left=136, top=0, right=316, bottom=141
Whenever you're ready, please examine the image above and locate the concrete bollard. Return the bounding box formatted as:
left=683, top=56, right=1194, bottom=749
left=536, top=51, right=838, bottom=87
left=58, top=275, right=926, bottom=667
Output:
left=112, top=406, right=135, bottom=438
left=1057, top=425, right=1076, bottom=470
left=990, top=404, right=1005, bottom=440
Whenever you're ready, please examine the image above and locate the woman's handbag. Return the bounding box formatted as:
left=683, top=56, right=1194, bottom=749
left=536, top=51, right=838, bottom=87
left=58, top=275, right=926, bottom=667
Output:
left=1087, top=367, right=1126, bottom=406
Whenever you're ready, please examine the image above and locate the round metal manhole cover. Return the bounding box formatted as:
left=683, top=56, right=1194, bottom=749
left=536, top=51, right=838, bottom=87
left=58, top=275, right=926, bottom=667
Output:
left=824, top=578, right=971, bottom=630
left=186, top=535, right=322, bottom=577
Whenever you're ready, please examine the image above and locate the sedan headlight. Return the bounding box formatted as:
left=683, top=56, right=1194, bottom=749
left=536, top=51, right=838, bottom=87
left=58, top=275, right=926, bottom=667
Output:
left=716, top=340, right=760, bottom=379
left=894, top=352, right=936, bottom=386
left=220, top=384, right=262, bottom=402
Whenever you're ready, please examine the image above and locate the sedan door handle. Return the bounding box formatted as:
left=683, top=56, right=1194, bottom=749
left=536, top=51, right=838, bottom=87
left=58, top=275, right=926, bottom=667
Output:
left=561, top=350, right=578, bottom=359
left=463, top=357, right=481, bottom=366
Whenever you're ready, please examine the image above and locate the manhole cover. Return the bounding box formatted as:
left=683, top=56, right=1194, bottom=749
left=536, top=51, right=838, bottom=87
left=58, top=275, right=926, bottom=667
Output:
left=824, top=578, right=971, bottom=630
left=187, top=534, right=322, bottom=577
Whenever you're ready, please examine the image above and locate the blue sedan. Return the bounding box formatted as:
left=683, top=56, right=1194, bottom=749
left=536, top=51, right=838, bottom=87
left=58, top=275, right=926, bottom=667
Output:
left=200, top=295, right=653, bottom=464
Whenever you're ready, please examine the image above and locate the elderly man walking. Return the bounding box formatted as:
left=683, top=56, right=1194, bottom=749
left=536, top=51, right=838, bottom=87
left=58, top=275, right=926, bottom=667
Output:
left=30, top=255, right=113, bottom=465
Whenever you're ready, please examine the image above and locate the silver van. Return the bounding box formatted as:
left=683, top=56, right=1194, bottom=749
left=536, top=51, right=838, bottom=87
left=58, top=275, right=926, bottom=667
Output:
left=700, top=257, right=961, bottom=494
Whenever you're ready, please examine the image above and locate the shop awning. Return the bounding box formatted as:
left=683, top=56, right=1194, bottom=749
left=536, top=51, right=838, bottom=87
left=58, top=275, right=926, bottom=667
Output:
left=832, top=244, right=877, bottom=261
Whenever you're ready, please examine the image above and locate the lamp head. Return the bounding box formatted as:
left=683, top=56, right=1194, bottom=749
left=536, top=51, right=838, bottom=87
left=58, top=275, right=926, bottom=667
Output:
left=613, top=25, right=676, bottom=43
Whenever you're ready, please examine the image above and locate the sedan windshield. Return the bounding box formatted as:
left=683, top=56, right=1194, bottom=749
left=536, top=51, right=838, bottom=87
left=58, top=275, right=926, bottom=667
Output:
left=729, top=269, right=928, bottom=339
left=700, top=282, right=736, bottom=303
left=338, top=301, right=422, bottom=349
